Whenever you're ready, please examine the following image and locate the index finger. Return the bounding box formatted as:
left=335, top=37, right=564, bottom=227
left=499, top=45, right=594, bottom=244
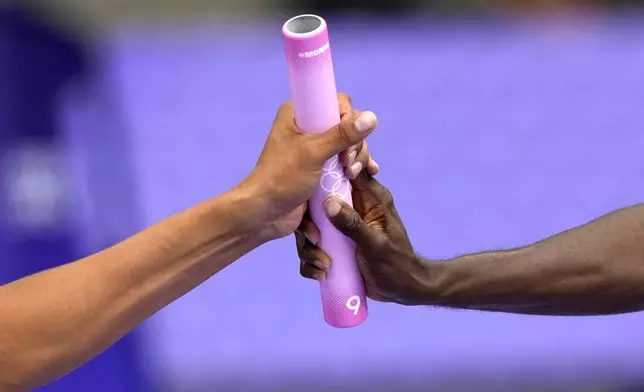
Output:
left=274, top=100, right=295, bottom=126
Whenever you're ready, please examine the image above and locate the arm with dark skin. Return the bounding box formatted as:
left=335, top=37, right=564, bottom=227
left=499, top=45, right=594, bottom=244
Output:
left=296, top=171, right=644, bottom=316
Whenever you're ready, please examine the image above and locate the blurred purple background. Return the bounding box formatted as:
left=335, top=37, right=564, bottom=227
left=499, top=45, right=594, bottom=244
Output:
left=2, top=1, right=644, bottom=391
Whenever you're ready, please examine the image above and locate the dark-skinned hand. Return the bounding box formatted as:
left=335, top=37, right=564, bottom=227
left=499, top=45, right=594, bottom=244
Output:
left=296, top=171, right=429, bottom=305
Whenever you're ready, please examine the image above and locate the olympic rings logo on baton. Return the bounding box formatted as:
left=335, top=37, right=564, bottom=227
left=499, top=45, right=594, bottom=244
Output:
left=320, top=156, right=350, bottom=200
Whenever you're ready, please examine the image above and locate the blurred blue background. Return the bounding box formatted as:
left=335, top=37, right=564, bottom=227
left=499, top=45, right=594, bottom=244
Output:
left=2, top=0, right=644, bottom=391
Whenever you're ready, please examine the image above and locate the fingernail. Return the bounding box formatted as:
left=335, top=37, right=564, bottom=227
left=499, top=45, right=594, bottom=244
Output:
left=369, top=159, right=380, bottom=175
left=324, top=198, right=342, bottom=217
left=355, top=111, right=377, bottom=133
left=314, top=260, right=329, bottom=271
left=350, top=162, right=363, bottom=178
left=304, top=231, right=319, bottom=246
left=348, top=150, right=357, bottom=164
left=314, top=272, right=326, bottom=281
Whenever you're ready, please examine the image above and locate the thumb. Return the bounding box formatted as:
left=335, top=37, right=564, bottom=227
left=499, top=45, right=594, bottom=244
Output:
left=323, top=197, right=375, bottom=246
left=313, top=111, right=378, bottom=161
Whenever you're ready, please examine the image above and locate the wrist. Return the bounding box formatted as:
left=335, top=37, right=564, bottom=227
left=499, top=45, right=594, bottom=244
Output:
left=214, top=181, right=273, bottom=245
left=409, top=248, right=534, bottom=309
left=404, top=255, right=447, bottom=306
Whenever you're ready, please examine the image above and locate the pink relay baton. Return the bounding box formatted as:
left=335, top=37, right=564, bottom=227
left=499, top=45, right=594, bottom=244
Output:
left=282, top=14, right=368, bottom=328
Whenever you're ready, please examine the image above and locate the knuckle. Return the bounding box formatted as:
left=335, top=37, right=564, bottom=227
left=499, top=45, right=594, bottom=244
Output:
left=275, top=101, right=295, bottom=127
left=299, top=246, right=316, bottom=261
left=297, top=246, right=310, bottom=259
left=380, top=186, right=395, bottom=207
left=338, top=92, right=352, bottom=105
left=345, top=213, right=364, bottom=233
left=336, top=123, right=355, bottom=145
left=299, top=261, right=312, bottom=278
left=296, top=239, right=305, bottom=258
left=278, top=101, right=293, bottom=113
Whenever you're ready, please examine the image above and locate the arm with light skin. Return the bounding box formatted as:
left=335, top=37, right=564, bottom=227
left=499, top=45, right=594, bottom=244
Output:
left=0, top=186, right=266, bottom=392
left=0, top=94, right=379, bottom=392
left=297, top=171, right=644, bottom=316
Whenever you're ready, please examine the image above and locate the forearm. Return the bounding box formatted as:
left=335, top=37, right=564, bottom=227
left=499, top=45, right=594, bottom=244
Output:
left=421, top=204, right=644, bottom=315
left=0, top=185, right=267, bottom=391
